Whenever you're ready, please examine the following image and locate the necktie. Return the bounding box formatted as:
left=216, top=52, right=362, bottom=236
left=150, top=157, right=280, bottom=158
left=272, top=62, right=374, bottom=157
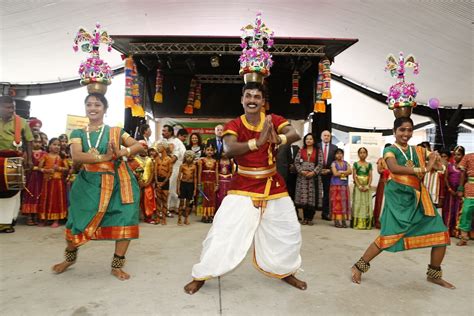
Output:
left=323, top=143, right=328, bottom=165
left=217, top=139, right=222, bottom=152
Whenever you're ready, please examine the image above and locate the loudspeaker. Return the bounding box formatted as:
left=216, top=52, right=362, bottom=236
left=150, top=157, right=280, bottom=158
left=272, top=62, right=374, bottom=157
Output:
left=14, top=99, right=30, bottom=119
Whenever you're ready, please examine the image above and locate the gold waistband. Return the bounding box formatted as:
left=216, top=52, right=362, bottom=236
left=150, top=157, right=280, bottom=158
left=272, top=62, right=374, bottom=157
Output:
left=237, top=165, right=276, bottom=179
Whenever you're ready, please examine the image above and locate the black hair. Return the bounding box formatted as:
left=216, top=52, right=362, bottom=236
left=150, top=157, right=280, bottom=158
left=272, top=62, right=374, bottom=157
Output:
left=163, top=124, right=174, bottom=135
left=242, top=82, right=266, bottom=96
left=393, top=117, right=414, bottom=131
left=453, top=145, right=465, bottom=156
left=177, top=128, right=188, bottom=137
left=84, top=93, right=108, bottom=109
left=189, top=132, right=202, bottom=146
left=205, top=142, right=216, bottom=150
left=438, top=148, right=450, bottom=156
left=302, top=133, right=315, bottom=149
left=334, top=148, right=344, bottom=157
left=358, top=147, right=368, bottom=154
left=47, top=137, right=60, bottom=152
left=139, top=124, right=150, bottom=135
left=58, top=134, right=68, bottom=141
left=0, top=96, right=15, bottom=104
left=384, top=143, right=392, bottom=148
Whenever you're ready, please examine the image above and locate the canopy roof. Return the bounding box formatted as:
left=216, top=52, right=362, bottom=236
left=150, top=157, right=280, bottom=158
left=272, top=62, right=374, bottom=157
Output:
left=1, top=0, right=472, bottom=108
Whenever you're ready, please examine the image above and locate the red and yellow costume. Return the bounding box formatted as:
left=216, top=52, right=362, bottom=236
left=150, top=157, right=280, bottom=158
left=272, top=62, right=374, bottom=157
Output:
left=38, top=154, right=68, bottom=221
left=191, top=112, right=302, bottom=281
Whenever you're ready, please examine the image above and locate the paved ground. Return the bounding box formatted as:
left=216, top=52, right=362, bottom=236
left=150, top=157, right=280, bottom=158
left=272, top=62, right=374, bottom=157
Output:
left=0, top=214, right=472, bottom=316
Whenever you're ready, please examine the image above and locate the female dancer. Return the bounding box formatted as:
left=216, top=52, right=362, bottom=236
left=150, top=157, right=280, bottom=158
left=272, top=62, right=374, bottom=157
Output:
left=52, top=93, right=143, bottom=280
left=351, top=117, right=454, bottom=289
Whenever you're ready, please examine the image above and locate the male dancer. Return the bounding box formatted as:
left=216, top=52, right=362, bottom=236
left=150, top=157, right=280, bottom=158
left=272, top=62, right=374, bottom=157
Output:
left=184, top=82, right=306, bottom=294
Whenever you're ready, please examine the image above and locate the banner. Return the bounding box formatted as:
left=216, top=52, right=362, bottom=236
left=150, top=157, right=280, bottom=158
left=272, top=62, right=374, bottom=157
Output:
left=65, top=114, right=89, bottom=137
left=163, top=119, right=231, bottom=144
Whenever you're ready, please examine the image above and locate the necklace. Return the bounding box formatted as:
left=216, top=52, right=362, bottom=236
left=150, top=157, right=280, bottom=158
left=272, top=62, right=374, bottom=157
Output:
left=394, top=143, right=414, bottom=167
left=86, top=124, right=105, bottom=155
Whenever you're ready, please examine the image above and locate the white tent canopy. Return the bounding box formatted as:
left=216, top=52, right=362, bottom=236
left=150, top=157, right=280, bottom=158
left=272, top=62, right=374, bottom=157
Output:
left=1, top=1, right=472, bottom=108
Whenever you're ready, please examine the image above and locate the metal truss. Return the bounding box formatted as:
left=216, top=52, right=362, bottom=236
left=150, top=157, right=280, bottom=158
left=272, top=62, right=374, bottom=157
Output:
left=195, top=74, right=243, bottom=84
left=129, top=42, right=325, bottom=56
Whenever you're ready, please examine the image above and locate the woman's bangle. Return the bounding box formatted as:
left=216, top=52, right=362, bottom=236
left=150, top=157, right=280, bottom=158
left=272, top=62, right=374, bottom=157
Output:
left=248, top=138, right=258, bottom=151
left=126, top=147, right=131, bottom=157
left=278, top=134, right=287, bottom=145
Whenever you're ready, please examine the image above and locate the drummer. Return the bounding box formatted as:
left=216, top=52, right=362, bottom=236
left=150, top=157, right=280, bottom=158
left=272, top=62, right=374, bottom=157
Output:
left=0, top=96, right=33, bottom=233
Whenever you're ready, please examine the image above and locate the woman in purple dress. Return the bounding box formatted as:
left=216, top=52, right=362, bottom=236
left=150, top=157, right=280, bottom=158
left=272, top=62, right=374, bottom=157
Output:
left=443, top=146, right=464, bottom=237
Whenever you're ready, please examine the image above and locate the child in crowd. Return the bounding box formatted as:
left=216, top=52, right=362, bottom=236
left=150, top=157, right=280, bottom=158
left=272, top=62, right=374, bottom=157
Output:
left=330, top=148, right=352, bottom=228
left=177, top=151, right=197, bottom=225
left=155, top=143, right=173, bottom=225
left=198, top=144, right=218, bottom=223
left=21, top=134, right=46, bottom=225
left=37, top=138, right=68, bottom=227
left=216, top=152, right=234, bottom=210
left=352, top=147, right=373, bottom=229
left=134, top=141, right=156, bottom=224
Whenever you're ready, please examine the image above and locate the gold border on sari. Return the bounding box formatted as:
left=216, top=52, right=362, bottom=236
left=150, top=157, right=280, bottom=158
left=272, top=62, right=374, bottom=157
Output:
left=403, top=231, right=450, bottom=250
left=374, top=233, right=405, bottom=249
left=66, top=225, right=139, bottom=244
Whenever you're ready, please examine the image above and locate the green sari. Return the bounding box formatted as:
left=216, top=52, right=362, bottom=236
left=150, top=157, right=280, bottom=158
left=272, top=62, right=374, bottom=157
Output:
left=65, top=126, right=139, bottom=246
left=375, top=146, right=449, bottom=252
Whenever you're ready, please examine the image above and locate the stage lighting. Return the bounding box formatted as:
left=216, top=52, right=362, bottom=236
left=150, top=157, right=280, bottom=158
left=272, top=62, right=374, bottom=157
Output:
left=210, top=55, right=220, bottom=68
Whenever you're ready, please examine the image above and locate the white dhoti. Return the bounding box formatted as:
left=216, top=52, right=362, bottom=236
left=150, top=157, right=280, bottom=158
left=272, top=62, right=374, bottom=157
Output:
left=192, top=194, right=302, bottom=280
left=0, top=192, right=21, bottom=224
left=167, top=161, right=182, bottom=211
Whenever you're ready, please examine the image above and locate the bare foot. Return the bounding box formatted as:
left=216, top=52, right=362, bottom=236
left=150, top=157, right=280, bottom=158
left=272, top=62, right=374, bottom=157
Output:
left=111, top=268, right=130, bottom=281
left=282, top=275, right=307, bottom=290
left=427, top=277, right=456, bottom=289
left=52, top=261, right=75, bottom=274
left=351, top=266, right=362, bottom=284
left=456, top=239, right=468, bottom=246
left=184, top=280, right=205, bottom=295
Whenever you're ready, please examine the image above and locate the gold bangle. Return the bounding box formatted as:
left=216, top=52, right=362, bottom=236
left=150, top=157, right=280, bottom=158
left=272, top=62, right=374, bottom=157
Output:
left=278, top=134, right=288, bottom=145
left=248, top=139, right=258, bottom=151
left=126, top=147, right=131, bottom=157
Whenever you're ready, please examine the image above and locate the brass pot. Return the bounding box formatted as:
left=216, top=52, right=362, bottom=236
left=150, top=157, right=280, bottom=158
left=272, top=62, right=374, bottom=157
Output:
left=243, top=72, right=265, bottom=84
left=393, top=107, right=412, bottom=118
left=87, top=82, right=108, bottom=95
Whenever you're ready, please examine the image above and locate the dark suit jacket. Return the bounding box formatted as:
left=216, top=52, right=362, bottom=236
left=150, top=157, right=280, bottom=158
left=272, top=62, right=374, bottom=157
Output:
left=276, top=144, right=300, bottom=181
left=317, top=142, right=338, bottom=171
left=206, top=137, right=224, bottom=160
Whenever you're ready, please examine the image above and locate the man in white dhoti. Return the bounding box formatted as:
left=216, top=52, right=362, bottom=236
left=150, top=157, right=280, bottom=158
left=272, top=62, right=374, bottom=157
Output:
left=160, top=125, right=186, bottom=215
left=184, top=82, right=307, bottom=294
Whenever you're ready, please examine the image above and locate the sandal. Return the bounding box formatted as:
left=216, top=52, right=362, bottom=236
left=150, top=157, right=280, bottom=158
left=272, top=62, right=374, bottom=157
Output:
left=342, top=221, right=347, bottom=228
left=26, top=217, right=36, bottom=226
left=307, top=220, right=314, bottom=226
left=0, top=226, right=15, bottom=233
left=301, top=220, right=308, bottom=225
left=456, top=238, right=468, bottom=246
left=334, top=221, right=343, bottom=228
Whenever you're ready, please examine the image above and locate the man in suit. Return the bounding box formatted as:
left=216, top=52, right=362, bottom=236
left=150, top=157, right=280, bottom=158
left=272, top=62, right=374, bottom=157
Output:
left=276, top=143, right=300, bottom=200
left=317, top=130, right=337, bottom=221
left=206, top=124, right=224, bottom=159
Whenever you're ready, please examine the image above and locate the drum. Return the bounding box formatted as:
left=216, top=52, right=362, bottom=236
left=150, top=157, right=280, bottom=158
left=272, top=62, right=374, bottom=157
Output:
left=0, top=156, right=25, bottom=198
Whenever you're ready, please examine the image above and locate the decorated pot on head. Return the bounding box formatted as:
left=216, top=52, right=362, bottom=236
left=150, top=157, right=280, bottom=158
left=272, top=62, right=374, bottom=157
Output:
left=73, top=23, right=114, bottom=95
left=239, top=13, right=274, bottom=83
left=385, top=52, right=419, bottom=118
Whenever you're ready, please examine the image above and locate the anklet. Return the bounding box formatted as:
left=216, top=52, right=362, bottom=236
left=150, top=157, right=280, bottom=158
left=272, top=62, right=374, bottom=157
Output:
left=111, top=254, right=126, bottom=269
left=354, top=257, right=370, bottom=273
left=426, top=264, right=442, bottom=279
